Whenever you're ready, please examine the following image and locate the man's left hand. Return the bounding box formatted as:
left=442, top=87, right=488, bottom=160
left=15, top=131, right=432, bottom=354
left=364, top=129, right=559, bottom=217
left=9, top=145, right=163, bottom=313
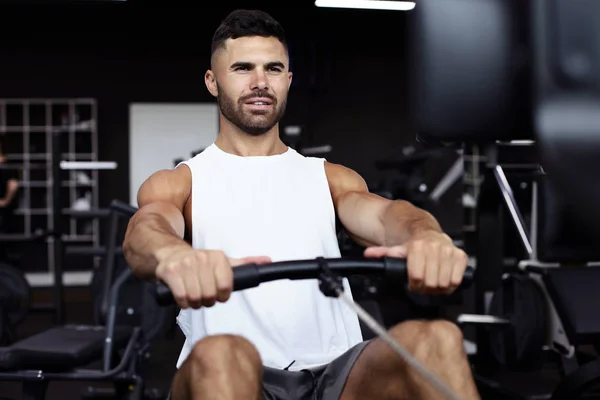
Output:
left=364, top=231, right=469, bottom=295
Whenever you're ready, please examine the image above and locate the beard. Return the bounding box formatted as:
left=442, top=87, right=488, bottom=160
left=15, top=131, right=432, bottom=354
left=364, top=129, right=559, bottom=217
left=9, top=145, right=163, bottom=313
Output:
left=217, top=84, right=287, bottom=136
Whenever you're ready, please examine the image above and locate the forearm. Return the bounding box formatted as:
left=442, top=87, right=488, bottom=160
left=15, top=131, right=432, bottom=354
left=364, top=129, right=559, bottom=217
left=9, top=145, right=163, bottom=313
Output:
left=380, top=200, right=444, bottom=246
left=2, top=192, right=15, bottom=204
left=123, top=206, right=190, bottom=280
left=2, top=180, right=18, bottom=204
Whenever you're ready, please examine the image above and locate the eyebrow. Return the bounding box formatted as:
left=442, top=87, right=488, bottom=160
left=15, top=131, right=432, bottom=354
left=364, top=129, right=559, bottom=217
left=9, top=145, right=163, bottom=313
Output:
left=230, top=61, right=286, bottom=70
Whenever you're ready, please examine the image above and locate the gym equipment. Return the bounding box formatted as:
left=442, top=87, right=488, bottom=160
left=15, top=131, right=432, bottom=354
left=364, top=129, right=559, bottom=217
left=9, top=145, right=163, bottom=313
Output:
left=173, top=148, right=206, bottom=167
left=89, top=255, right=175, bottom=345
left=486, top=274, right=548, bottom=368
left=48, top=126, right=119, bottom=324
left=410, top=0, right=600, bottom=398
left=154, top=257, right=475, bottom=400
left=533, top=0, right=600, bottom=237
left=457, top=267, right=555, bottom=369
left=539, top=0, right=600, bottom=316
left=0, top=263, right=30, bottom=344
left=0, top=199, right=166, bottom=400
left=373, top=146, right=462, bottom=207
left=64, top=204, right=174, bottom=346
left=282, top=125, right=332, bottom=157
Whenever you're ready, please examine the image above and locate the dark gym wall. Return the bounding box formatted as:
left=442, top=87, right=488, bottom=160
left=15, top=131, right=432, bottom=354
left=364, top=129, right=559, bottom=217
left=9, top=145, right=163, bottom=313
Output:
left=0, top=4, right=457, bottom=228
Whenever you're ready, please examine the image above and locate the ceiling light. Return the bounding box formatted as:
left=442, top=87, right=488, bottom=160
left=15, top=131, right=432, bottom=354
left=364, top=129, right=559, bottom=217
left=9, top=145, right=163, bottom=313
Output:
left=314, top=0, right=416, bottom=11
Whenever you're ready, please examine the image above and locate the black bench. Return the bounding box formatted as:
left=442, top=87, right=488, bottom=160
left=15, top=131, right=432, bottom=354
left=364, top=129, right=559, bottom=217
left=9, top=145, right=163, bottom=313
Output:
left=541, top=268, right=600, bottom=399
left=0, top=324, right=132, bottom=372
left=0, top=200, right=154, bottom=400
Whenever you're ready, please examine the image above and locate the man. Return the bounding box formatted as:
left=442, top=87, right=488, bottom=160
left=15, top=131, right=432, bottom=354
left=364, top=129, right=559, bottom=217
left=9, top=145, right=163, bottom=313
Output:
left=0, top=143, right=19, bottom=234
left=123, top=9, right=480, bottom=400
left=0, top=143, right=20, bottom=263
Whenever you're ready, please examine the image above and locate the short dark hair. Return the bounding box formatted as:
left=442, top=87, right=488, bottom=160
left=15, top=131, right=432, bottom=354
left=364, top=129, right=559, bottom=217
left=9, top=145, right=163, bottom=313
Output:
left=211, top=9, right=288, bottom=57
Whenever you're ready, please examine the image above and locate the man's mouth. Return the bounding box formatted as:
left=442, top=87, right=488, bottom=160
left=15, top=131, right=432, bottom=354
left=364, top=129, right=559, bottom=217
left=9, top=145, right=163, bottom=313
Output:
left=245, top=97, right=273, bottom=106
left=244, top=98, right=274, bottom=111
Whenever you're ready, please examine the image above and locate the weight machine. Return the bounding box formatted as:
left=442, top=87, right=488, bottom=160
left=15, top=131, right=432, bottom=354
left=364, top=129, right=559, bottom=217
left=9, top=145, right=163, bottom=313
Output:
left=0, top=200, right=171, bottom=400
left=49, top=126, right=119, bottom=324
left=410, top=0, right=600, bottom=398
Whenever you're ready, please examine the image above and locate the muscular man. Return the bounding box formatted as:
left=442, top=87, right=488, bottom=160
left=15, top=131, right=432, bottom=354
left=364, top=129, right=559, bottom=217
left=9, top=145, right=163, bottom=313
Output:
left=123, top=9, right=480, bottom=400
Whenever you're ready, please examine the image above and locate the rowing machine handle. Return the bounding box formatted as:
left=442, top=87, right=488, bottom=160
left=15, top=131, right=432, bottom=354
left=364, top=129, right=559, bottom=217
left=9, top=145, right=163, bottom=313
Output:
left=153, top=258, right=475, bottom=307
left=383, top=257, right=475, bottom=288
left=154, top=264, right=261, bottom=306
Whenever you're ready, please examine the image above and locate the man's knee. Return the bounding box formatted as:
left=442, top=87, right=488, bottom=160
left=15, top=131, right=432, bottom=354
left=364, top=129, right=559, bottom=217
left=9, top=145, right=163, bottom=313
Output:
left=189, top=334, right=263, bottom=374
left=389, top=320, right=465, bottom=358
left=172, top=335, right=263, bottom=399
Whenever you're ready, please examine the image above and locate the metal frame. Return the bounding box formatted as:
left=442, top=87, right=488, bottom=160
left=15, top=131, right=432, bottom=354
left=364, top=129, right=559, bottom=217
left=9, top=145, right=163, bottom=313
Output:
left=0, top=98, right=108, bottom=320
left=493, top=165, right=533, bottom=257
left=430, top=154, right=464, bottom=203
left=0, top=201, right=144, bottom=400
left=487, top=142, right=597, bottom=359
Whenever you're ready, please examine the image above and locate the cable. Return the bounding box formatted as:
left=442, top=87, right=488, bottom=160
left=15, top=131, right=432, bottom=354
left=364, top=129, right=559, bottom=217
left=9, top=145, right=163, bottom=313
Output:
left=315, top=257, right=462, bottom=400
left=336, top=288, right=463, bottom=400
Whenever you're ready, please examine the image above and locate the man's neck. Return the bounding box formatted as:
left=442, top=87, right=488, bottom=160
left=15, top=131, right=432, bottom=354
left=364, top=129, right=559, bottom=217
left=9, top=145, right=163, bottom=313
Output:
left=215, top=122, right=287, bottom=157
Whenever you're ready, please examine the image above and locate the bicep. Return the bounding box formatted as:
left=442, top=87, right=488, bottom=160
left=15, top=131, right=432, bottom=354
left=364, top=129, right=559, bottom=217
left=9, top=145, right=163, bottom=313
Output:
left=134, top=166, right=191, bottom=238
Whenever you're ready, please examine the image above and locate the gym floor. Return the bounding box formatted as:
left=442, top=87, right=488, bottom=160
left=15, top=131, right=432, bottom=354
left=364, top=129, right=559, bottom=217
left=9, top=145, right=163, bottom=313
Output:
left=0, top=287, right=184, bottom=400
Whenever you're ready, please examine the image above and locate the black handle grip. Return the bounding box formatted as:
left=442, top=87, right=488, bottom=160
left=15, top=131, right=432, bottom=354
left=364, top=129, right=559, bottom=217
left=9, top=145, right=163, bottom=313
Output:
left=155, top=282, right=175, bottom=306
left=154, top=264, right=263, bottom=306
left=384, top=256, right=475, bottom=290
left=463, top=265, right=475, bottom=283
left=153, top=257, right=475, bottom=307
left=232, top=264, right=262, bottom=290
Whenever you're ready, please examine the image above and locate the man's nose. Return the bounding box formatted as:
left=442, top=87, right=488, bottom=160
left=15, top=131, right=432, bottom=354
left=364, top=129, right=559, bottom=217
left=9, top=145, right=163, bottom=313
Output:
left=250, top=69, right=269, bottom=91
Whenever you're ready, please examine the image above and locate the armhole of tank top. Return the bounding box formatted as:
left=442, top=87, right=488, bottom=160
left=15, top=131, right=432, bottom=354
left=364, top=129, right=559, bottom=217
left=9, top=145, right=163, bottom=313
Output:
left=316, top=157, right=338, bottom=231
left=174, top=160, right=194, bottom=244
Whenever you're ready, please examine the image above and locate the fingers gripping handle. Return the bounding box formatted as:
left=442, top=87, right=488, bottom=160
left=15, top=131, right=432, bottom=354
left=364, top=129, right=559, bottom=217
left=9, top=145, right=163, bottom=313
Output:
left=383, top=256, right=475, bottom=290
left=153, top=257, right=475, bottom=306
left=154, top=264, right=262, bottom=306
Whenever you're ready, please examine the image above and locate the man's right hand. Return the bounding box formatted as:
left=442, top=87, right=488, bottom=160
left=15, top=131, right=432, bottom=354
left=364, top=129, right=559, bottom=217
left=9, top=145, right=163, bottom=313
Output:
left=155, top=246, right=271, bottom=309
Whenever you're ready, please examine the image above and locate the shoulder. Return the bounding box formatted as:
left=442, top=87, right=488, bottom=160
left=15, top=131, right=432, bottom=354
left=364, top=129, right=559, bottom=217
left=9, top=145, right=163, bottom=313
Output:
left=324, top=162, right=368, bottom=199
left=137, top=164, right=191, bottom=211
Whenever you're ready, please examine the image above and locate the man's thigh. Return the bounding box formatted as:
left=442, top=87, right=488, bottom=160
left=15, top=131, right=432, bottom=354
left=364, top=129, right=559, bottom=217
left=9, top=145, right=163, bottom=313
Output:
left=311, top=341, right=371, bottom=400
left=167, top=342, right=371, bottom=400
left=165, top=364, right=317, bottom=400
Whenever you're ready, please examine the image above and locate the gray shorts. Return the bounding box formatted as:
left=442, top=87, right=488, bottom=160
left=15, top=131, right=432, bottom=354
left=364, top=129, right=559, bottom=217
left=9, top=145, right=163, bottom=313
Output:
left=262, top=341, right=370, bottom=400
left=166, top=341, right=370, bottom=400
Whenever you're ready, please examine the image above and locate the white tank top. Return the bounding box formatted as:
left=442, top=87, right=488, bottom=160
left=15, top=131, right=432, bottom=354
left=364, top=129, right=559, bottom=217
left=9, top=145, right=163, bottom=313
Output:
left=174, top=143, right=363, bottom=371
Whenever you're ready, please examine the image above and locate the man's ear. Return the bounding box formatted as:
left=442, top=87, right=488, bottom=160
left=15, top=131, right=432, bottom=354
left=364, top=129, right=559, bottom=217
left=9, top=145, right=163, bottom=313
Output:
left=205, top=70, right=218, bottom=97
left=288, top=71, right=293, bottom=89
